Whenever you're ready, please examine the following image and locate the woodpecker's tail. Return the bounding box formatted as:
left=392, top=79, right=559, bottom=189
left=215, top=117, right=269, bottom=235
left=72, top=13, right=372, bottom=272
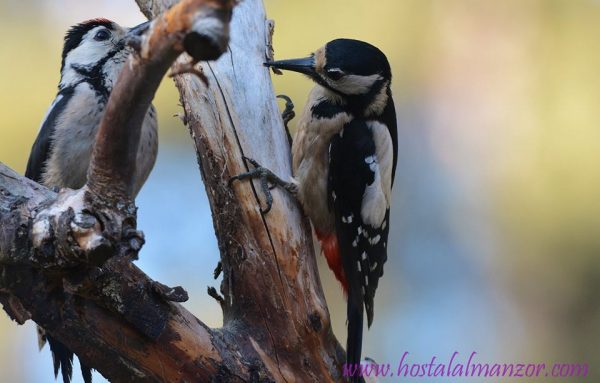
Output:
left=46, top=334, right=93, bottom=383
left=47, top=335, right=74, bottom=383
left=81, top=363, right=93, bottom=383
left=346, top=293, right=364, bottom=383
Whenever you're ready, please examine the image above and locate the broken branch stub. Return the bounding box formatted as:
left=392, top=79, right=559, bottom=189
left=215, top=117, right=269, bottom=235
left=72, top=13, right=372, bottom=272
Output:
left=87, top=0, right=235, bottom=203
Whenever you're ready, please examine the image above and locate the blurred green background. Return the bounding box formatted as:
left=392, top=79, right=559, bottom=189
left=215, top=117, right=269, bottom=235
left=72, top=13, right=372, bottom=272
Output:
left=1, top=0, right=599, bottom=382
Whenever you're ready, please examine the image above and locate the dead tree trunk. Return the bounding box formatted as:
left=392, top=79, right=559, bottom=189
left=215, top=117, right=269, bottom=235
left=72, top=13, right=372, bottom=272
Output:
left=0, top=0, right=345, bottom=381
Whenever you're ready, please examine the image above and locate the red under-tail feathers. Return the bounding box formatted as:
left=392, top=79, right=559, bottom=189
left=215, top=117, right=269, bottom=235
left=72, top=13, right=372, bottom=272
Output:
left=315, top=230, right=348, bottom=294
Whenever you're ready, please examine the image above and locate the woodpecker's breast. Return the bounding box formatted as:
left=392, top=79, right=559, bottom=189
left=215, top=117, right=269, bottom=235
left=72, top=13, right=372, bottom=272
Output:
left=291, top=86, right=352, bottom=234
left=41, top=82, right=158, bottom=196
left=132, top=105, right=159, bottom=196
left=43, top=83, right=105, bottom=189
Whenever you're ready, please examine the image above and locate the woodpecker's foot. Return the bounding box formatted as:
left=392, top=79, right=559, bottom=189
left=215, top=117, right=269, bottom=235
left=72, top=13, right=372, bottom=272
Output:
left=277, top=94, right=295, bottom=125
left=277, top=94, right=295, bottom=146
left=207, top=286, right=225, bottom=306
left=213, top=261, right=222, bottom=279
left=151, top=281, right=189, bottom=303
left=229, top=156, right=297, bottom=214
left=170, top=60, right=209, bottom=86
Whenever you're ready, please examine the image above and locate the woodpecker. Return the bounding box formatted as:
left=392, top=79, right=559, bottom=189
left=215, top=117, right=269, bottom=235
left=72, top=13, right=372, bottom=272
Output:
left=25, top=19, right=157, bottom=383
left=231, top=39, right=396, bottom=382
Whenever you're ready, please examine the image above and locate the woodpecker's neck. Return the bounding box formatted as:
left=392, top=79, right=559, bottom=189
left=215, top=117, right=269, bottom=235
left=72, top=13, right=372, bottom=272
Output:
left=315, top=81, right=390, bottom=118
left=313, top=84, right=346, bottom=106
left=346, top=80, right=390, bottom=118
left=59, top=46, right=128, bottom=99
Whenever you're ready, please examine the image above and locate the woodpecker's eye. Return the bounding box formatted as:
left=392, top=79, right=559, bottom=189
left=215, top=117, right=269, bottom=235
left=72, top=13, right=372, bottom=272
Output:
left=94, top=29, right=111, bottom=41
left=326, top=68, right=345, bottom=81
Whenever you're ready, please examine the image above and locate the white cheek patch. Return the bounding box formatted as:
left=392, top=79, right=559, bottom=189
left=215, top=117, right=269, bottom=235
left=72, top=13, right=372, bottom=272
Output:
left=329, top=73, right=383, bottom=95
left=61, top=27, right=120, bottom=86
left=67, top=27, right=111, bottom=65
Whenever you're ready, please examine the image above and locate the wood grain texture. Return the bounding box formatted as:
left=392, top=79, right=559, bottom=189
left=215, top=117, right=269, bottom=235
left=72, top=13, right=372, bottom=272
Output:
left=0, top=0, right=347, bottom=381
left=160, top=0, right=347, bottom=380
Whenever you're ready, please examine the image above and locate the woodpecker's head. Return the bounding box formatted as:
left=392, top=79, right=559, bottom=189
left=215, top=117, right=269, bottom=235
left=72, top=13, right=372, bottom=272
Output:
left=266, top=39, right=392, bottom=111
left=59, top=19, right=149, bottom=89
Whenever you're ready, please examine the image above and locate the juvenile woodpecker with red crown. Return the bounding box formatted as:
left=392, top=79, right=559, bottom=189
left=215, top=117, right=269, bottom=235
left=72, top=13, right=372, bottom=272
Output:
left=231, top=38, right=397, bottom=382
left=25, top=18, right=155, bottom=383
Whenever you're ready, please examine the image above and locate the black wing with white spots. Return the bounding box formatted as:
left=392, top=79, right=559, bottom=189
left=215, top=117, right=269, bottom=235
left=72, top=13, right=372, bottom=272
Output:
left=328, top=119, right=390, bottom=328
left=328, top=119, right=391, bottom=373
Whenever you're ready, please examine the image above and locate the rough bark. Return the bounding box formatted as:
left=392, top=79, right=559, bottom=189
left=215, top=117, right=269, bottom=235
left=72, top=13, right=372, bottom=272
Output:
left=0, top=0, right=345, bottom=382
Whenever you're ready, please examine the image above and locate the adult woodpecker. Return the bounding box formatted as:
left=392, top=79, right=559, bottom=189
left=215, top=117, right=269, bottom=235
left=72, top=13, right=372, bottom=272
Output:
left=25, top=19, right=157, bottom=383
left=232, top=39, right=396, bottom=381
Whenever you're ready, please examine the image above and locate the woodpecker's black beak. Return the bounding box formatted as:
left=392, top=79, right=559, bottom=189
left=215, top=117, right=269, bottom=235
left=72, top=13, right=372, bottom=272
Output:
left=264, top=57, right=316, bottom=77
left=127, top=21, right=151, bottom=37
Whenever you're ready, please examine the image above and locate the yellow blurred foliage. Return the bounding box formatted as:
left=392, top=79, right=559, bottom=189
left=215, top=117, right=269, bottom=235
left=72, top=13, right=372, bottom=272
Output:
left=0, top=0, right=598, bottom=380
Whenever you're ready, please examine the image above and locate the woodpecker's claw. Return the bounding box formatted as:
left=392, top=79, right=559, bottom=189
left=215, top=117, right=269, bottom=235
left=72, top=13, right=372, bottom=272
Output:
left=277, top=95, right=295, bottom=124
left=277, top=95, right=295, bottom=146
left=229, top=156, right=297, bottom=215
left=241, top=156, right=261, bottom=169
left=207, top=286, right=225, bottom=305
left=213, top=261, right=222, bottom=279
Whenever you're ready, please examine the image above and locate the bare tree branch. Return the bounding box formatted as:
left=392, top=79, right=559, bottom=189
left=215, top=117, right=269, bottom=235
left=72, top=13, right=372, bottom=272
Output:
left=88, top=0, right=235, bottom=202
left=0, top=1, right=253, bottom=381
left=157, top=0, right=346, bottom=380
left=0, top=0, right=347, bottom=381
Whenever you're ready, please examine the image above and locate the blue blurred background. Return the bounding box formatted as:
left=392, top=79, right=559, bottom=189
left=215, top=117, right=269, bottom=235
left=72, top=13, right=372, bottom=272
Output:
left=1, top=1, right=599, bottom=382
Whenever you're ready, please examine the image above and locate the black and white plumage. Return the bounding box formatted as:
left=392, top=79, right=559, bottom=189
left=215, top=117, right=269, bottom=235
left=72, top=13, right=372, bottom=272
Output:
left=263, top=39, right=397, bottom=382
left=25, top=19, right=157, bottom=383
left=27, top=18, right=157, bottom=194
